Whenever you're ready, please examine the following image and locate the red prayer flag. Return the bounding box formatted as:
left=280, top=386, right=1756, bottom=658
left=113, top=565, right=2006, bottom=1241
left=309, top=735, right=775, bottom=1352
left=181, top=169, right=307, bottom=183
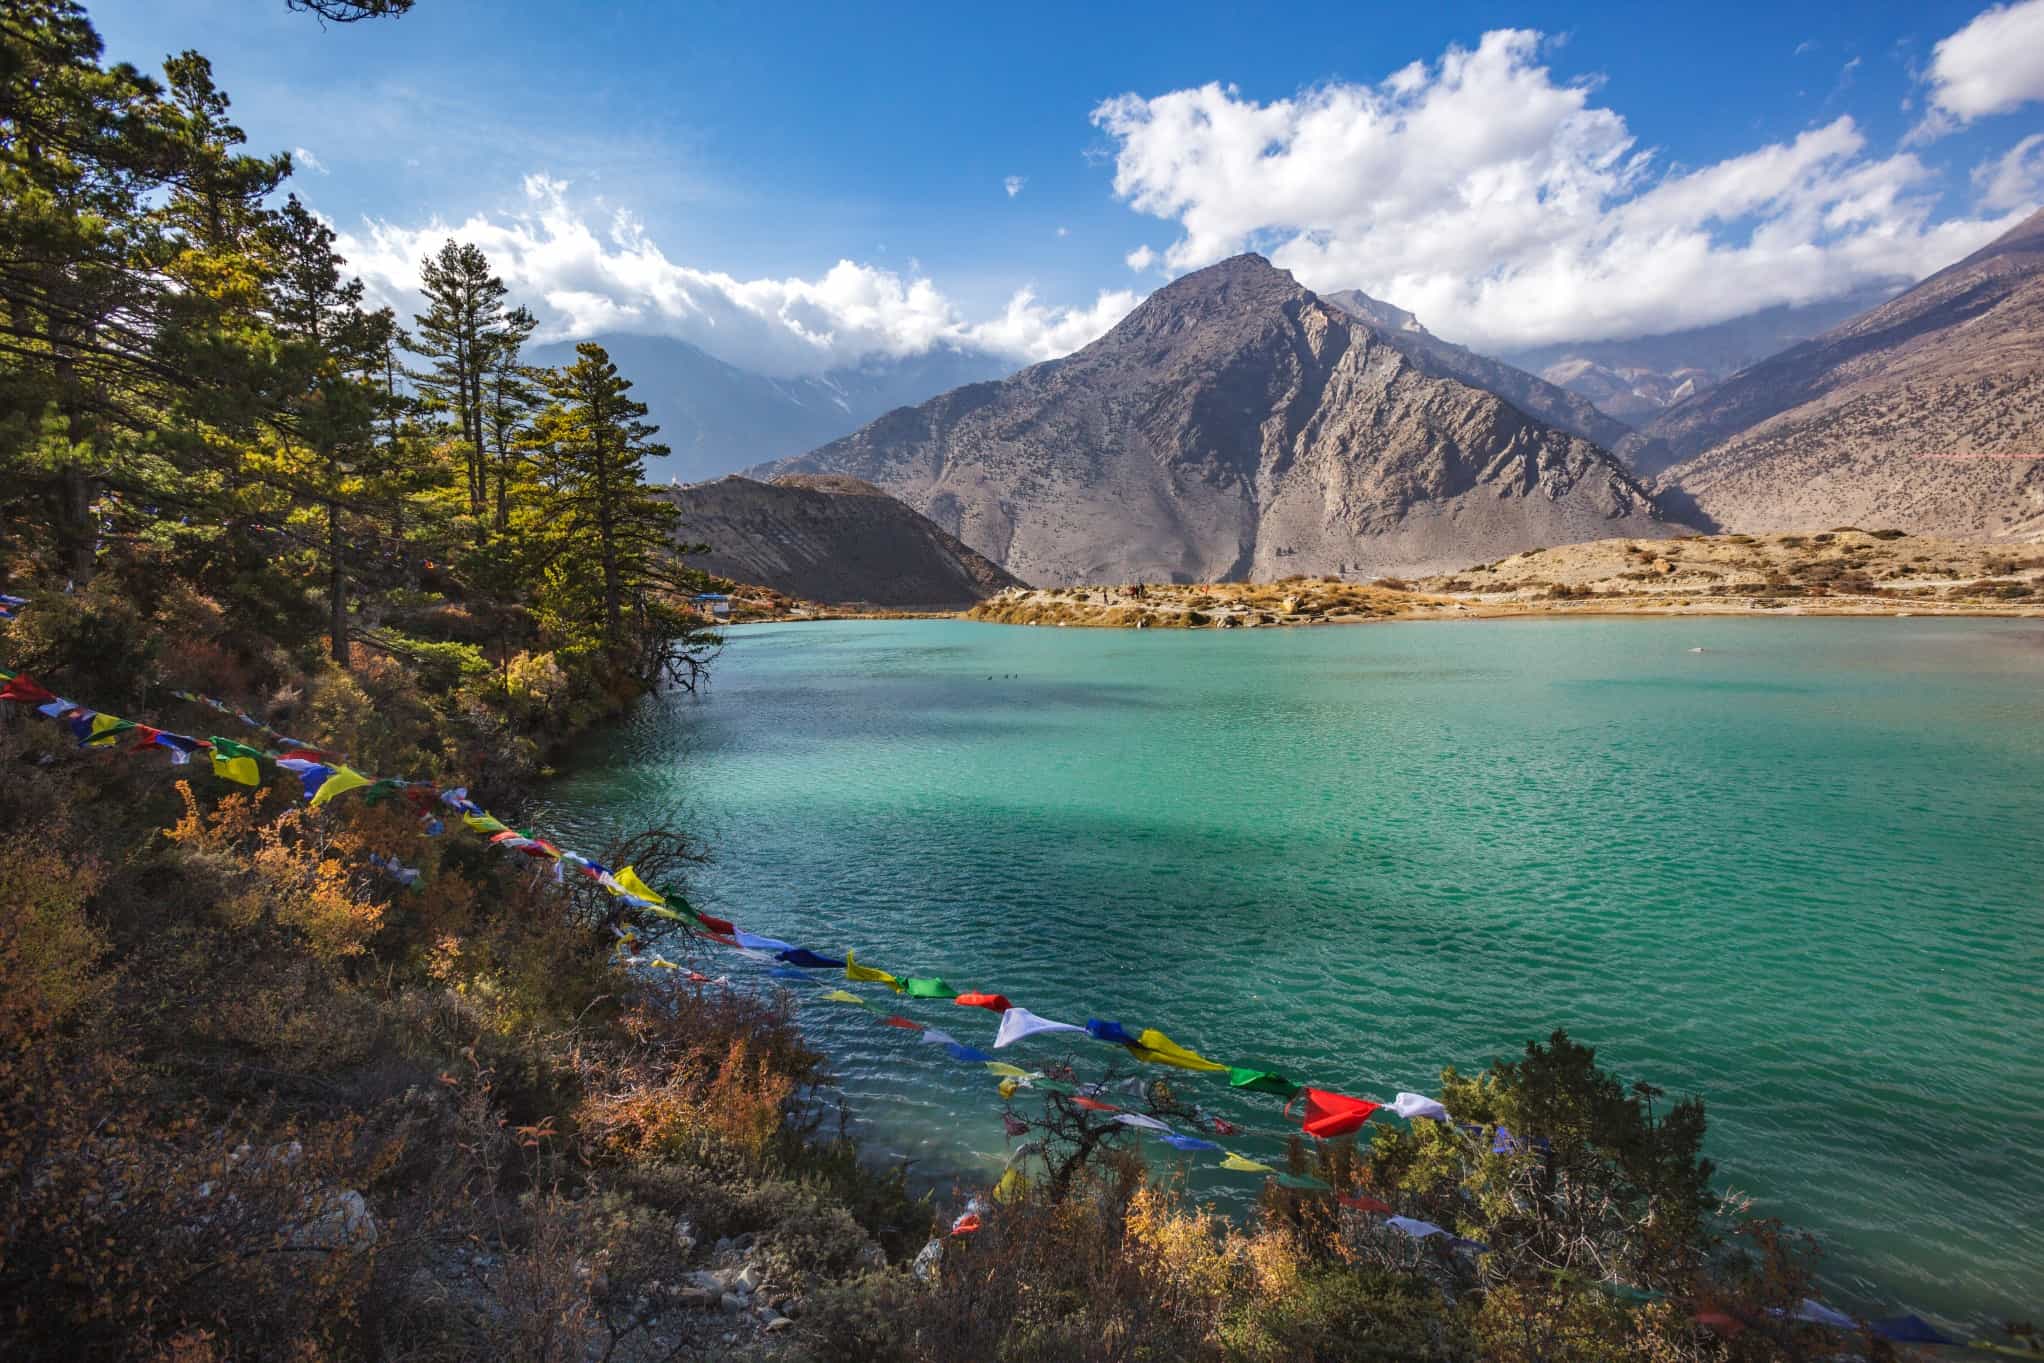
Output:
left=882, top=1016, right=923, bottom=1031
left=1210, top=1116, right=1239, bottom=1136
left=954, top=992, right=1013, bottom=1013
left=1070, top=1095, right=1118, bottom=1112
left=1696, top=1312, right=1745, bottom=1338
left=1286, top=1088, right=1382, bottom=1140
left=696, top=911, right=736, bottom=935
left=1339, top=1193, right=1393, bottom=1215
left=1002, top=1112, right=1030, bottom=1137
left=949, top=1213, right=981, bottom=1236
left=0, top=674, right=57, bottom=706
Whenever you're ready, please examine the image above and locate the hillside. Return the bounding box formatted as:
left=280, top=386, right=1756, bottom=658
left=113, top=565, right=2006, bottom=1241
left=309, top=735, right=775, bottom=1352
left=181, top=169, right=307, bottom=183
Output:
left=763, top=255, right=1683, bottom=585
left=671, top=474, right=1023, bottom=606
left=1637, top=208, right=2044, bottom=534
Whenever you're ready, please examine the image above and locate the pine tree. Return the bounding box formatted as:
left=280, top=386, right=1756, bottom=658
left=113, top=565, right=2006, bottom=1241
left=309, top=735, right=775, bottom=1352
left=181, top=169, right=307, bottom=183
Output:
left=523, top=343, right=694, bottom=666
left=408, top=241, right=520, bottom=529
left=261, top=194, right=391, bottom=665
left=481, top=304, right=538, bottom=531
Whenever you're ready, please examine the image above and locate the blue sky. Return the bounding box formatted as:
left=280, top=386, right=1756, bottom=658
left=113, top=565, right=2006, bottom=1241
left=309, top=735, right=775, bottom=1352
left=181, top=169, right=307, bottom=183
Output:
left=89, top=0, right=2044, bottom=372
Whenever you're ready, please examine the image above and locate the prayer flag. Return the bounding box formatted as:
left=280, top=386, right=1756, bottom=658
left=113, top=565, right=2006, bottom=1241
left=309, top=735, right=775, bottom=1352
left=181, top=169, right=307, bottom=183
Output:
left=1791, top=1300, right=1857, bottom=1330
left=1158, top=1133, right=1222, bottom=1152
left=919, top=1028, right=960, bottom=1048
left=0, top=674, right=57, bottom=707
left=1069, top=1095, right=1117, bottom=1113
left=949, top=1212, right=981, bottom=1237
left=463, top=812, right=510, bottom=834
left=79, top=712, right=134, bottom=747
left=609, top=865, right=664, bottom=904
left=994, top=1007, right=1086, bottom=1048
left=309, top=765, right=372, bottom=807
left=778, top=948, right=846, bottom=969
left=845, top=950, right=905, bottom=993
left=984, top=1062, right=1033, bottom=1078
left=1210, top=1116, right=1239, bottom=1136
left=944, top=1042, right=994, bottom=1064
left=734, top=930, right=797, bottom=953
left=209, top=737, right=265, bottom=786
left=1386, top=1216, right=1447, bottom=1240
left=881, top=1016, right=923, bottom=1031
left=1085, top=1019, right=1139, bottom=1046
left=1339, top=1193, right=1393, bottom=1214
left=695, top=909, right=736, bottom=935
left=997, top=1078, right=1020, bottom=1099
left=818, top=990, right=871, bottom=1006
left=993, top=1169, right=1027, bottom=1204
left=1391, top=1093, right=1449, bottom=1122
left=953, top=992, right=1011, bottom=1012
left=1871, top=1316, right=1952, bottom=1345
left=905, top=977, right=957, bottom=999
left=276, top=757, right=335, bottom=800
left=1228, top=1066, right=1302, bottom=1097
left=1220, top=1153, right=1275, bottom=1173
left=1002, top=1112, right=1030, bottom=1137
left=1275, top=1173, right=1333, bottom=1192
left=1287, top=1089, right=1381, bottom=1140
left=1113, top=1112, right=1171, bottom=1133
left=1127, top=1028, right=1228, bottom=1072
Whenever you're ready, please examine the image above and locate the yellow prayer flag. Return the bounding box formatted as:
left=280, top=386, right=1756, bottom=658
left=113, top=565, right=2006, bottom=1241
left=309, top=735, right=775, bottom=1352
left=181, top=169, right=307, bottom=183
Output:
left=83, top=713, right=130, bottom=747
left=310, top=765, right=372, bottom=807
left=1220, top=1152, right=1275, bottom=1173
left=211, top=749, right=262, bottom=787
left=462, top=811, right=509, bottom=834
left=609, top=865, right=665, bottom=904
left=997, top=1078, right=1021, bottom=1100
left=646, top=956, right=681, bottom=970
left=984, top=1062, right=1033, bottom=1078
left=994, top=1168, right=1028, bottom=1204
left=844, top=949, right=906, bottom=993
left=819, top=989, right=870, bottom=1006
left=1127, top=1028, right=1229, bottom=1072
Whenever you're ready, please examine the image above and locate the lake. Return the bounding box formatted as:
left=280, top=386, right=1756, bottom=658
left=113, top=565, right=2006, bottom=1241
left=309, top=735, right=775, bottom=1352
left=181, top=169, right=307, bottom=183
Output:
left=541, top=616, right=2044, bottom=1331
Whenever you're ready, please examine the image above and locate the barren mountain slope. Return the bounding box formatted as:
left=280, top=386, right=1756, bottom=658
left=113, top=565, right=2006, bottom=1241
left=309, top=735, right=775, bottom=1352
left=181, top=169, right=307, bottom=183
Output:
left=764, top=255, right=1682, bottom=584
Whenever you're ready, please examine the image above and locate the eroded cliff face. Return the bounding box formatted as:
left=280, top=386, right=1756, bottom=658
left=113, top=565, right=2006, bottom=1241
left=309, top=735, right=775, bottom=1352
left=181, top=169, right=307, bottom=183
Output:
left=765, top=254, right=1679, bottom=585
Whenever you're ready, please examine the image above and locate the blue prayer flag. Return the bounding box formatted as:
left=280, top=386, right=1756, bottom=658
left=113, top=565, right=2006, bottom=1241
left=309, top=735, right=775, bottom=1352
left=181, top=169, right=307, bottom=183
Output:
left=777, top=948, right=846, bottom=969
left=1086, top=1019, right=1139, bottom=1046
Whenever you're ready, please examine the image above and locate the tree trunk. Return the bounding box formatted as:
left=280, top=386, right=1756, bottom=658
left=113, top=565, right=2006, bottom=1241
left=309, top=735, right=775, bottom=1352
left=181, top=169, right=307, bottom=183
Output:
left=328, top=498, right=348, bottom=668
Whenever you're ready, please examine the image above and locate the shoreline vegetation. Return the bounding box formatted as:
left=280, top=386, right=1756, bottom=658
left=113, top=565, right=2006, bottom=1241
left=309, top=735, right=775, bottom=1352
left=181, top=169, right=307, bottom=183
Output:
left=964, top=531, right=2044, bottom=629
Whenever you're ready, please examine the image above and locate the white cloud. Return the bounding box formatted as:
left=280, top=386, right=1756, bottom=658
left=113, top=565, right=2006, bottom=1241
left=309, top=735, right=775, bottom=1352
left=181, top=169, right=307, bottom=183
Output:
left=1056, top=225, right=1070, bottom=237
left=292, top=146, right=328, bottom=175
left=1090, top=28, right=2022, bottom=351
left=1125, top=244, right=1158, bottom=271
left=1004, top=175, right=1027, bottom=197
left=334, top=175, right=1134, bottom=375
left=1794, top=39, right=1819, bottom=56
left=1916, top=0, right=2044, bottom=137
left=1975, top=132, right=2044, bottom=209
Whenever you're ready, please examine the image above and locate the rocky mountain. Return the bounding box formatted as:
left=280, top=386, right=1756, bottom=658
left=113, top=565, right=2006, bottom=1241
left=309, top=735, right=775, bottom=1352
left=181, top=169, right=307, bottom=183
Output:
left=760, top=255, right=1682, bottom=584
left=669, top=474, right=1023, bottom=607
left=529, top=334, right=1011, bottom=484
left=1320, top=289, right=1633, bottom=449
left=1645, top=207, right=2044, bottom=537
left=1501, top=288, right=1895, bottom=426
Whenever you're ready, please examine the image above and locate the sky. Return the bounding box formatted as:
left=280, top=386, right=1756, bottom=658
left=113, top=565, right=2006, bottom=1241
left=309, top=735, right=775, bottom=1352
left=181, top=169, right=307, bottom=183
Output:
left=88, top=0, right=2044, bottom=376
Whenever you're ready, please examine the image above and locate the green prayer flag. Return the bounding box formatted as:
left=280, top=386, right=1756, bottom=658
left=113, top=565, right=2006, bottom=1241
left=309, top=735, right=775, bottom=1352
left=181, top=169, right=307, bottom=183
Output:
left=904, top=977, right=956, bottom=999
left=1274, top=1173, right=1332, bottom=1192
left=362, top=778, right=405, bottom=805
left=1228, top=1067, right=1303, bottom=1098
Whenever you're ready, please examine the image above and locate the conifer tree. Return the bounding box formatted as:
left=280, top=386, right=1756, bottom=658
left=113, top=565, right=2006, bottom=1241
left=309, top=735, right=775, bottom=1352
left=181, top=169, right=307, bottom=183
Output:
left=409, top=241, right=518, bottom=529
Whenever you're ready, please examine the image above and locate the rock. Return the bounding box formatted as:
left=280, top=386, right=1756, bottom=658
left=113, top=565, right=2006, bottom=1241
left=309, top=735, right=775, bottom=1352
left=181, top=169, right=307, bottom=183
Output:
left=756, top=1306, right=784, bottom=1327
left=684, top=1269, right=726, bottom=1294
left=765, top=1316, right=795, bottom=1333
left=911, top=1237, right=943, bottom=1284
left=720, top=1293, right=745, bottom=1314
left=673, top=1217, right=697, bottom=1256
left=289, top=1189, right=377, bottom=1250
left=736, top=1263, right=763, bottom=1294
left=672, top=1286, right=719, bottom=1310
left=854, top=1243, right=887, bottom=1271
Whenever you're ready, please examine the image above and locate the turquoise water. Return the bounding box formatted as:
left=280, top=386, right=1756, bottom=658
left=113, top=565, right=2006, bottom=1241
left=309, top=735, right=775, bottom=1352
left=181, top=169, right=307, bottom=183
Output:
left=544, top=617, right=2044, bottom=1330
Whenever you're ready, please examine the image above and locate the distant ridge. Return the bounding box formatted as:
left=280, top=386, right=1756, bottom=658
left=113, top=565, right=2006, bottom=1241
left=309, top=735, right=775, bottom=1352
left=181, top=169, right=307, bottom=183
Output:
left=1643, top=207, right=2044, bottom=538
left=762, top=254, right=1683, bottom=584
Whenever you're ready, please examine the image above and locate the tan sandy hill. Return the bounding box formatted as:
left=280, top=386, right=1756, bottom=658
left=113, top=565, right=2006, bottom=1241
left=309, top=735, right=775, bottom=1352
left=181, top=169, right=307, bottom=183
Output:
left=1638, top=207, right=2044, bottom=537
left=666, top=474, right=1022, bottom=608
left=761, top=254, right=1686, bottom=586
left=967, top=530, right=2044, bottom=627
